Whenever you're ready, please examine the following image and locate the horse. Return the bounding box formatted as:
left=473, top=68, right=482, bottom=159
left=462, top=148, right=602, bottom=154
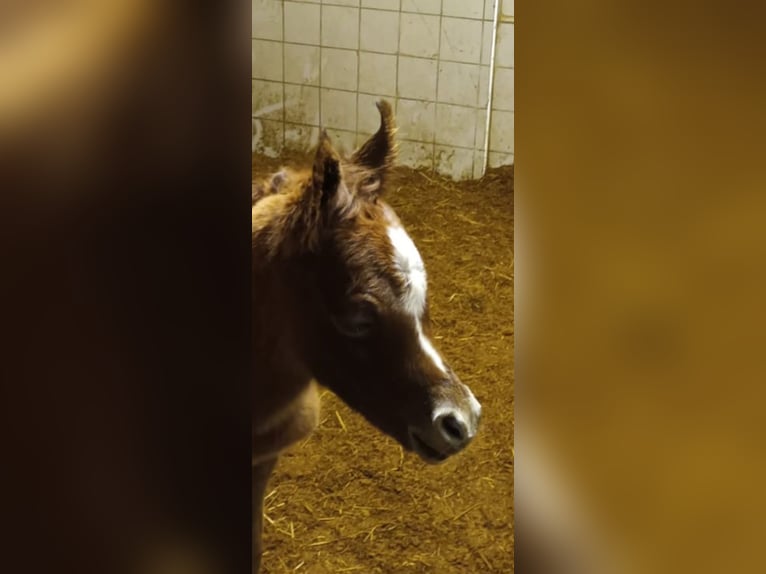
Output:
left=252, top=100, right=482, bottom=572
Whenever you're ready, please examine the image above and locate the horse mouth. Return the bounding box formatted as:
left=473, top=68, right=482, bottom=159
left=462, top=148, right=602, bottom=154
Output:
left=408, top=430, right=450, bottom=464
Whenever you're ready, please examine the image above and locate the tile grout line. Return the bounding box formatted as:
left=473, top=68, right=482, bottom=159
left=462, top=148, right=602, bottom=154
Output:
left=286, top=1, right=492, bottom=21
left=253, top=81, right=512, bottom=116
left=255, top=119, right=486, bottom=153
left=255, top=38, right=512, bottom=71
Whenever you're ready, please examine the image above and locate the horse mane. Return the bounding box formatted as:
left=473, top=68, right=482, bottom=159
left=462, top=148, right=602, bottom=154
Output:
left=252, top=100, right=396, bottom=263
left=252, top=169, right=288, bottom=205
left=252, top=166, right=318, bottom=261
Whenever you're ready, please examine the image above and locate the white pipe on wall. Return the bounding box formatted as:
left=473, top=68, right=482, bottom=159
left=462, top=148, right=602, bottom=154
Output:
left=482, top=0, right=503, bottom=175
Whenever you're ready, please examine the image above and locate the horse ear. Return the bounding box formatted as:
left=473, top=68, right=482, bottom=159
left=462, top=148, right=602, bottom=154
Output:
left=351, top=100, right=397, bottom=173
left=312, top=130, right=342, bottom=205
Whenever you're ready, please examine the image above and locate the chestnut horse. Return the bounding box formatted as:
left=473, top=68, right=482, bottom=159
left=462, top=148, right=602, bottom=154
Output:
left=252, top=101, right=482, bottom=572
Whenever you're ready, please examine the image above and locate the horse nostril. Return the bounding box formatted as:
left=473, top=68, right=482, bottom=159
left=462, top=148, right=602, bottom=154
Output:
left=438, top=413, right=468, bottom=445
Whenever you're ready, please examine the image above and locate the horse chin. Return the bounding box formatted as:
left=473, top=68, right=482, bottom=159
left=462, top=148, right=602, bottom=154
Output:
left=408, top=429, right=452, bottom=465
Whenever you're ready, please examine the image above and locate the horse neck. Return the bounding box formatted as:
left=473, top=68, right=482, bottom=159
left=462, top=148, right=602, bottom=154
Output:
left=253, top=227, right=316, bottom=421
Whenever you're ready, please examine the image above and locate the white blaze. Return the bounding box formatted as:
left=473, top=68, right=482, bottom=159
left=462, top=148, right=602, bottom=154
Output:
left=386, top=225, right=447, bottom=374
left=386, top=226, right=426, bottom=316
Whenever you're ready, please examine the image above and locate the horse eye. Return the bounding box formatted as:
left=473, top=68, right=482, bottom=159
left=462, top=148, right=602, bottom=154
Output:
left=333, top=301, right=377, bottom=339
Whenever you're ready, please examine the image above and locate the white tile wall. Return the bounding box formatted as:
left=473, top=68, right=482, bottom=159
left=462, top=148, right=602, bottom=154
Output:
left=402, top=0, right=441, bottom=15
left=437, top=61, right=481, bottom=106
left=285, top=122, right=319, bottom=150
left=475, top=108, right=487, bottom=150
left=489, top=150, right=513, bottom=168
left=321, top=88, right=357, bottom=131
left=321, top=48, right=358, bottom=91
left=443, top=0, right=484, bottom=20
left=252, top=39, right=282, bottom=81
left=321, top=6, right=360, bottom=49
left=435, top=103, right=477, bottom=148
left=252, top=0, right=282, bottom=41
left=481, top=21, right=493, bottom=65
left=489, top=109, right=513, bottom=154
left=397, top=56, right=438, bottom=100
left=397, top=99, right=436, bottom=141
left=440, top=17, right=483, bottom=64
left=398, top=140, right=433, bottom=169
left=253, top=119, right=284, bottom=157
left=252, top=79, right=283, bottom=120
left=487, top=10, right=514, bottom=167
left=252, top=0, right=513, bottom=180
left=285, top=84, right=320, bottom=124
left=360, top=9, right=400, bottom=54
left=362, top=0, right=400, bottom=9
left=484, top=0, right=496, bottom=20
left=435, top=145, right=475, bottom=180
left=284, top=2, right=320, bottom=45
left=284, top=44, right=320, bottom=85
left=492, top=66, right=513, bottom=111
left=494, top=20, right=514, bottom=68
left=399, top=13, right=440, bottom=59
left=478, top=65, right=490, bottom=107
left=358, top=52, right=398, bottom=96
left=326, top=0, right=360, bottom=6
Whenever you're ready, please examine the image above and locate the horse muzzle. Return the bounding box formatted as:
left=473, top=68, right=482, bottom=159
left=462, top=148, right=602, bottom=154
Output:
left=407, top=388, right=482, bottom=464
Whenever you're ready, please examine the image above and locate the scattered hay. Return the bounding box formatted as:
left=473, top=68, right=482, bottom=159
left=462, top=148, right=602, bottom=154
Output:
left=254, top=153, right=514, bottom=573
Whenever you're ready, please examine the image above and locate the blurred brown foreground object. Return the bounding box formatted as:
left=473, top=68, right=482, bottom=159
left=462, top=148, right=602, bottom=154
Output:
left=1, top=2, right=251, bottom=574
left=517, top=1, right=766, bottom=573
